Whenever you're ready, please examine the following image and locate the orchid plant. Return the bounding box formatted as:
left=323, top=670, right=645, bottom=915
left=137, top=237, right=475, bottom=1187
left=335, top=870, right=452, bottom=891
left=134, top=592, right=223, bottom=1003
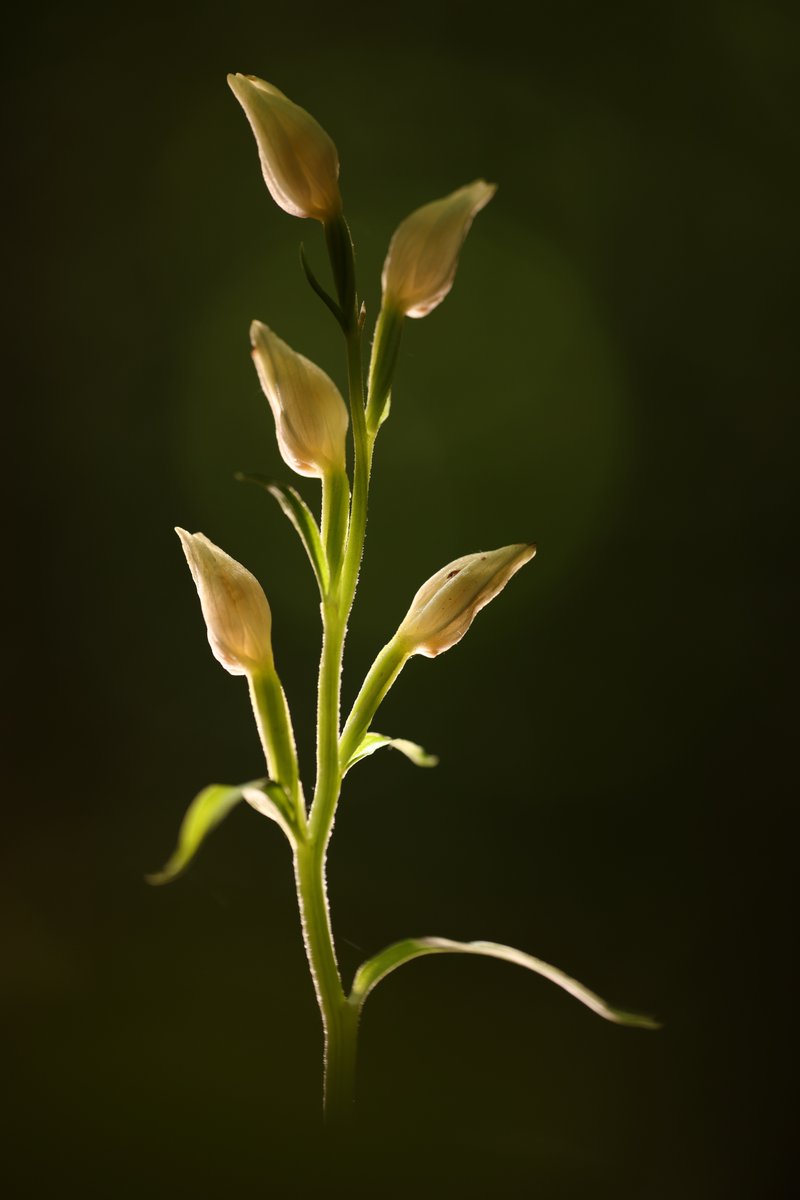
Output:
left=150, top=74, right=658, bottom=1125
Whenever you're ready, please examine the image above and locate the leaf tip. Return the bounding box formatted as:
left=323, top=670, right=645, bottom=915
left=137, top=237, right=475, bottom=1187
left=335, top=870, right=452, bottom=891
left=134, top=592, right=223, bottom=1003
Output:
left=618, top=1011, right=662, bottom=1031
left=144, top=867, right=176, bottom=887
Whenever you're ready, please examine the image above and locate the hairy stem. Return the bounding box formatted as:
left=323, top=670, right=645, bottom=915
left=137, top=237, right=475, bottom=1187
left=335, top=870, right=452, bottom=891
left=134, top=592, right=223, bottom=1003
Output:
left=248, top=668, right=301, bottom=810
left=340, top=328, right=373, bottom=618
left=293, top=839, right=356, bottom=1123
left=311, top=603, right=346, bottom=840
left=292, top=219, right=374, bottom=1122
left=365, top=302, right=404, bottom=433
left=321, top=467, right=350, bottom=586
left=339, top=636, right=410, bottom=767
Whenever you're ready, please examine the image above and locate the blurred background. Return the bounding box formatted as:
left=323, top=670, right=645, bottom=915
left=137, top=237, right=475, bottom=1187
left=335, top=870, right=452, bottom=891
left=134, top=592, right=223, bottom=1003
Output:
left=3, top=1, right=796, bottom=1196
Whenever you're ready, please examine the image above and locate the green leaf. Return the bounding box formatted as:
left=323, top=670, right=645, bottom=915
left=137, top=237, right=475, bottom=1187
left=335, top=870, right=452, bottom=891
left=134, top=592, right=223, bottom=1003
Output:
left=299, top=242, right=346, bottom=329
left=240, top=780, right=299, bottom=842
left=366, top=304, right=403, bottom=433
left=343, top=731, right=439, bottom=774
left=350, top=937, right=660, bottom=1029
left=146, top=777, right=297, bottom=886
left=236, top=474, right=329, bottom=594
left=323, top=213, right=357, bottom=323
left=146, top=783, right=247, bottom=886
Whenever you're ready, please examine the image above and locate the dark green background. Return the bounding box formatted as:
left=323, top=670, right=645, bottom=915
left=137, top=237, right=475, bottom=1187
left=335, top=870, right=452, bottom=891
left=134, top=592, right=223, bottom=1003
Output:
left=4, top=2, right=796, bottom=1196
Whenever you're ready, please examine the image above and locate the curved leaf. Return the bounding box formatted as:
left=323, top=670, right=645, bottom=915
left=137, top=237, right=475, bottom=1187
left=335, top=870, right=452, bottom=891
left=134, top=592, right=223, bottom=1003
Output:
left=241, top=779, right=299, bottom=842
left=146, top=777, right=296, bottom=886
left=343, top=731, right=438, bottom=774
left=146, top=783, right=248, bottom=886
left=299, top=242, right=345, bottom=328
left=350, top=937, right=660, bottom=1029
left=236, top=473, right=328, bottom=594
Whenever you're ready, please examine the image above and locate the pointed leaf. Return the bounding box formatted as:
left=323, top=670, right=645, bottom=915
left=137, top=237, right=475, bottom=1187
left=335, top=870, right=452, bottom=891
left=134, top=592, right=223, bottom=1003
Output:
left=343, top=731, right=438, bottom=774
left=146, top=783, right=247, bottom=886
left=241, top=779, right=299, bottom=842
left=350, top=937, right=660, bottom=1029
left=236, top=473, right=329, bottom=593
left=299, top=242, right=345, bottom=328
left=147, top=777, right=297, bottom=886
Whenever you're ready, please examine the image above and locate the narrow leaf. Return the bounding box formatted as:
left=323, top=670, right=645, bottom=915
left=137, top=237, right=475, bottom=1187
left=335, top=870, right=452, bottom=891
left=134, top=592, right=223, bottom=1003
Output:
left=241, top=780, right=299, bottom=842
left=236, top=473, right=329, bottom=593
left=343, top=731, right=438, bottom=774
left=350, top=937, right=660, bottom=1029
left=146, top=783, right=246, bottom=886
left=299, top=243, right=346, bottom=329
left=146, top=777, right=298, bottom=886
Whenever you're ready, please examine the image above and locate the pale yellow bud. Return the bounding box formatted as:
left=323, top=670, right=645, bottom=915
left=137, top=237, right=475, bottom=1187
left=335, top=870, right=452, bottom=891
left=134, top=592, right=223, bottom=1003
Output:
left=381, top=180, right=496, bottom=318
left=397, top=544, right=536, bottom=658
left=250, top=321, right=349, bottom=479
left=227, top=74, right=342, bottom=222
left=176, top=529, right=274, bottom=676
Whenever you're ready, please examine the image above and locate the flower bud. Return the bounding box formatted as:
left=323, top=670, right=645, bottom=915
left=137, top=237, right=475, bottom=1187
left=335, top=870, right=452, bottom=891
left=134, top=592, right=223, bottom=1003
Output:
left=397, top=544, right=536, bottom=658
left=250, top=321, right=348, bottom=479
left=176, top=529, right=274, bottom=676
left=227, top=74, right=342, bottom=221
left=381, top=180, right=496, bottom=318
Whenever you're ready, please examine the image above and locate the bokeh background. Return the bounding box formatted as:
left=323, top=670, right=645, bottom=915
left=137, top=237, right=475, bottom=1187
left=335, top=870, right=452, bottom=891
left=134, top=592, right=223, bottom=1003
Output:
left=4, top=1, right=796, bottom=1196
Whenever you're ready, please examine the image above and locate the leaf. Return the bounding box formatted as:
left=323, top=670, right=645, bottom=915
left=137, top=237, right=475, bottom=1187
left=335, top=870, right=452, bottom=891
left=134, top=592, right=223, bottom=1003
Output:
left=146, top=783, right=248, bottom=886
left=343, top=731, right=439, bottom=774
left=236, top=474, right=329, bottom=594
left=146, top=777, right=297, bottom=886
left=240, top=780, right=299, bottom=842
left=299, top=243, right=346, bottom=329
left=350, top=937, right=660, bottom=1029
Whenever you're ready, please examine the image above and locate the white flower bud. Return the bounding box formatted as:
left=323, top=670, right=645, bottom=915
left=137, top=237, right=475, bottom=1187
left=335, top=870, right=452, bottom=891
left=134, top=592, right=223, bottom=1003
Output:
left=397, top=544, right=536, bottom=658
left=227, top=74, right=342, bottom=222
left=176, top=529, right=274, bottom=676
left=381, top=180, right=496, bottom=318
left=250, top=321, right=349, bottom=479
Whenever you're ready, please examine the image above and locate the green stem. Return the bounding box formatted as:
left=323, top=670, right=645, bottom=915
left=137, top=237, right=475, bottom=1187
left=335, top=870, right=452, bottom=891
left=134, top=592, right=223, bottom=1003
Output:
left=339, top=636, right=410, bottom=767
left=311, top=603, right=346, bottom=840
left=340, top=328, right=374, bottom=617
left=248, top=668, right=302, bottom=811
left=365, top=302, right=404, bottom=434
left=321, top=467, right=350, bottom=587
left=293, top=839, right=356, bottom=1123
left=326, top=996, right=360, bottom=1126
left=301, top=599, right=353, bottom=1121
left=292, top=212, right=374, bottom=1123
left=324, top=214, right=356, bottom=322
